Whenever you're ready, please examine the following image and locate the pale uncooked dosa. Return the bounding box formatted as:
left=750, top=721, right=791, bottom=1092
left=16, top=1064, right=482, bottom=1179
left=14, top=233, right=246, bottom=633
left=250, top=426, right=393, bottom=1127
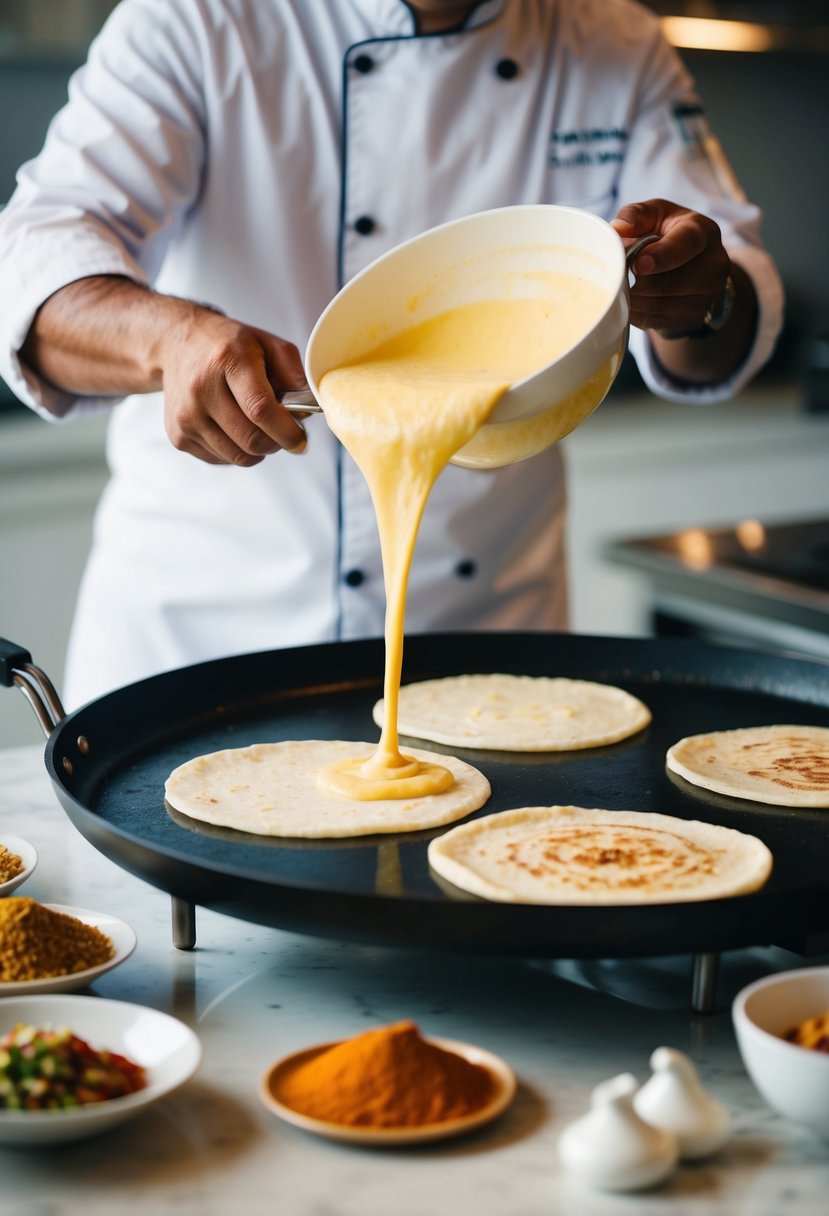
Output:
left=373, top=673, right=651, bottom=751
left=165, top=740, right=490, bottom=838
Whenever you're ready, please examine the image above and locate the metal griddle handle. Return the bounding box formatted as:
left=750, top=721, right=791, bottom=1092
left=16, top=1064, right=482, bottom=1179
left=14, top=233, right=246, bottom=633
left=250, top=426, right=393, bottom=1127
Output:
left=0, top=638, right=65, bottom=737
left=1, top=637, right=200, bottom=949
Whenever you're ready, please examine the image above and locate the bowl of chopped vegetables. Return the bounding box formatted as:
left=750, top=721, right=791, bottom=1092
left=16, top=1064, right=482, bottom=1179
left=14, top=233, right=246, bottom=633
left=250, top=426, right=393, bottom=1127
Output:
left=0, top=994, right=201, bottom=1145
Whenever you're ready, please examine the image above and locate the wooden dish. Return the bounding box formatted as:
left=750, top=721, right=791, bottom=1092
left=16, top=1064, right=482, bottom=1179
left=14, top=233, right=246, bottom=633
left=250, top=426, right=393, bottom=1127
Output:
left=259, top=1034, right=516, bottom=1146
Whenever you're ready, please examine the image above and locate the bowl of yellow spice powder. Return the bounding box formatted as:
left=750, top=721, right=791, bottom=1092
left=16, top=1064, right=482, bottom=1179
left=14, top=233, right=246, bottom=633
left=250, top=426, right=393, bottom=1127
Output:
left=0, top=898, right=136, bottom=995
left=260, top=1020, right=516, bottom=1145
left=0, top=836, right=37, bottom=896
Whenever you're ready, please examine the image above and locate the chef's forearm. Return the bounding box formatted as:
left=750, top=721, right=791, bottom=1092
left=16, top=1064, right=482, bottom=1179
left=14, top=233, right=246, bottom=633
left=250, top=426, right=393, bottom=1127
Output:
left=647, top=263, right=759, bottom=388
left=20, top=275, right=201, bottom=398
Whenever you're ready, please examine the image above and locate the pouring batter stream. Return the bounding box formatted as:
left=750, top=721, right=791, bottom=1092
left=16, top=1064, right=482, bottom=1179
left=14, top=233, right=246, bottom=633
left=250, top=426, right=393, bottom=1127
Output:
left=315, top=283, right=607, bottom=800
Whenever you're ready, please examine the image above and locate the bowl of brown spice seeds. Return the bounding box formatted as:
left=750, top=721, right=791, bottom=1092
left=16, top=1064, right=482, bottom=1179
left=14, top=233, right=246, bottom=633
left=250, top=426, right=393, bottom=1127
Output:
left=0, top=836, right=37, bottom=897
left=0, top=898, right=136, bottom=995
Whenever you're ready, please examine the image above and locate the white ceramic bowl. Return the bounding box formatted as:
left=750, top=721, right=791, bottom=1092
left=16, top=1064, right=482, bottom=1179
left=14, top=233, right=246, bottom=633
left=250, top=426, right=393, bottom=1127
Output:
left=0, top=835, right=38, bottom=895
left=732, top=966, right=829, bottom=1140
left=0, top=994, right=201, bottom=1145
left=305, top=204, right=631, bottom=468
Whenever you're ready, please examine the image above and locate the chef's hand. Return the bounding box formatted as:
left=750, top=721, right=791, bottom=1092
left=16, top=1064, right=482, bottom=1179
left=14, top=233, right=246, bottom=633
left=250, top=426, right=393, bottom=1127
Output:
left=611, top=198, right=730, bottom=335
left=158, top=306, right=309, bottom=466
left=611, top=198, right=758, bottom=385
left=21, top=275, right=309, bottom=466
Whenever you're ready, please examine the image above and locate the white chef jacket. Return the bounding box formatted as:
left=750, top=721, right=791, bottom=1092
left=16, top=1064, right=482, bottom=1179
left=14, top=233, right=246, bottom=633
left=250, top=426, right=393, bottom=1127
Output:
left=0, top=0, right=783, bottom=707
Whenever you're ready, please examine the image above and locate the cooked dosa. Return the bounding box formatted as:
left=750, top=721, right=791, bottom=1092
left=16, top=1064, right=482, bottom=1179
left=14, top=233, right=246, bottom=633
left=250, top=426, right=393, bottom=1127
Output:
left=666, top=724, right=829, bottom=808
left=373, top=673, right=651, bottom=751
left=427, top=805, right=772, bottom=904
left=165, top=740, right=490, bottom=838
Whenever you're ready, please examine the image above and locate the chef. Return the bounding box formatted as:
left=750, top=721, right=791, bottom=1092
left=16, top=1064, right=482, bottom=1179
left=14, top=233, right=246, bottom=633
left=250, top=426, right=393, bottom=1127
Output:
left=0, top=0, right=783, bottom=707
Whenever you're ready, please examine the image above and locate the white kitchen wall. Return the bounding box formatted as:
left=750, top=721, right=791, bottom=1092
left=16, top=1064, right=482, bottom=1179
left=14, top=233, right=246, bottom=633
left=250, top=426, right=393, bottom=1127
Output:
left=0, top=412, right=108, bottom=748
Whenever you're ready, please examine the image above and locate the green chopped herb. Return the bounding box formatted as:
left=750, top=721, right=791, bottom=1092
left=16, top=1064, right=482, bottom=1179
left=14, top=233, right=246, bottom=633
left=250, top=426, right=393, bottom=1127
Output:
left=0, top=1024, right=146, bottom=1110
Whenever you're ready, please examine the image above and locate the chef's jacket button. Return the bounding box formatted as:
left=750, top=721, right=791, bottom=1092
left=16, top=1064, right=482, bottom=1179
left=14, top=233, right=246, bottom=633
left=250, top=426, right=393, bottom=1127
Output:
left=344, top=568, right=365, bottom=587
left=455, top=559, right=477, bottom=579
left=353, top=54, right=374, bottom=74
left=354, top=215, right=376, bottom=236
left=495, top=58, right=520, bottom=80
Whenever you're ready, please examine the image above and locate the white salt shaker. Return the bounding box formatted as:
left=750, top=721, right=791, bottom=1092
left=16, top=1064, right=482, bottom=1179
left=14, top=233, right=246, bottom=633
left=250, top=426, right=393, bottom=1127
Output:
left=633, top=1046, right=731, bottom=1159
left=558, top=1072, right=679, bottom=1192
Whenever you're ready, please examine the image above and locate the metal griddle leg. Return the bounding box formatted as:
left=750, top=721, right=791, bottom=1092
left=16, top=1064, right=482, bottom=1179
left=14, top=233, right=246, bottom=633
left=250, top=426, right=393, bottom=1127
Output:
left=172, top=897, right=197, bottom=950
left=691, top=952, right=719, bottom=1014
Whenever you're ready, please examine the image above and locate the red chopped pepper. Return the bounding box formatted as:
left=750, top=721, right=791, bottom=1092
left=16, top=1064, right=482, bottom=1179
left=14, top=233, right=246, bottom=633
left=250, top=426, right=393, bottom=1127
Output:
left=0, top=1023, right=147, bottom=1110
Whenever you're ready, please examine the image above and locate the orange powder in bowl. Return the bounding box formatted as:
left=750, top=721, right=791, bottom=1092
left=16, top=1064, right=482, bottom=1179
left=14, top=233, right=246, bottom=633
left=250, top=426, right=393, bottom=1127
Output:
left=783, top=1010, right=829, bottom=1053
left=274, top=1020, right=495, bottom=1128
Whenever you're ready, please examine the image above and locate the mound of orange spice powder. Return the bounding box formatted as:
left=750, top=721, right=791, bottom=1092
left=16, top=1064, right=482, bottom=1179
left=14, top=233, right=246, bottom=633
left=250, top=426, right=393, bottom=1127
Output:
left=275, top=1020, right=495, bottom=1128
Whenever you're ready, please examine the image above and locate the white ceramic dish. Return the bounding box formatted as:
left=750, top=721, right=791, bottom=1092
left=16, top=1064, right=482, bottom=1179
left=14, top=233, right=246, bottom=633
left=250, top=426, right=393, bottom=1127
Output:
left=732, top=965, right=829, bottom=1141
left=558, top=1071, right=678, bottom=1192
left=304, top=204, right=636, bottom=469
left=0, top=904, right=136, bottom=995
left=260, top=1034, right=516, bottom=1145
left=0, top=994, right=201, bottom=1145
left=0, top=835, right=38, bottom=895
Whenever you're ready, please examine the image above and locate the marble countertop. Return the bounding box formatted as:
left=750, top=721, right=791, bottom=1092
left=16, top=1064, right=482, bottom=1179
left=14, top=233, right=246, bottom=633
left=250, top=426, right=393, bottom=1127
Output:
left=2, top=742, right=828, bottom=1216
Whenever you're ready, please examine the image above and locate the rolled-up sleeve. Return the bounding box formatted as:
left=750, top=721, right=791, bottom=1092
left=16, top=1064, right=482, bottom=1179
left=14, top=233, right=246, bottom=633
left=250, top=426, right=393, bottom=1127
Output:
left=0, top=0, right=205, bottom=419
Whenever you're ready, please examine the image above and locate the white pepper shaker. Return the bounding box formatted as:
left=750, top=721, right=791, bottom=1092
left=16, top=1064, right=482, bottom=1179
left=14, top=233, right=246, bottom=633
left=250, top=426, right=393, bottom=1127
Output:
left=633, top=1046, right=731, bottom=1160
left=558, top=1072, right=679, bottom=1192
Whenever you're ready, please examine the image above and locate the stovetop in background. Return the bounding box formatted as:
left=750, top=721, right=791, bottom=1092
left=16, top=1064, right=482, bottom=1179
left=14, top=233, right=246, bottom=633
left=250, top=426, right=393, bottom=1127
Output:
left=605, top=517, right=829, bottom=659
left=694, top=519, right=829, bottom=592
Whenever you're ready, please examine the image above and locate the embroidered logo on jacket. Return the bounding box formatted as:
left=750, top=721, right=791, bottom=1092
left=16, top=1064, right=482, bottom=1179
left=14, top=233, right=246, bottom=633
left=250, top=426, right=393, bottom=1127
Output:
left=549, top=127, right=628, bottom=169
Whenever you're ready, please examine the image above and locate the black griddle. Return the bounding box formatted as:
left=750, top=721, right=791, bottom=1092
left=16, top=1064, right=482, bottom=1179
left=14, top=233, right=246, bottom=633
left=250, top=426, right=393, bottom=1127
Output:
left=5, top=631, right=829, bottom=964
